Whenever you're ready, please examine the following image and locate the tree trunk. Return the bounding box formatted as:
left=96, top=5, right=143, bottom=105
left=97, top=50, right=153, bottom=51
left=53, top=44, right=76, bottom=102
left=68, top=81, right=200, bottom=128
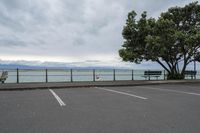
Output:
left=156, top=60, right=184, bottom=80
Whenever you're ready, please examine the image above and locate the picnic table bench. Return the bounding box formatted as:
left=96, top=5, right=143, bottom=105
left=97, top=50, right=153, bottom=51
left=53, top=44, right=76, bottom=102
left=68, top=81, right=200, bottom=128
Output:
left=184, top=70, right=197, bottom=79
left=0, top=71, right=8, bottom=83
left=142, top=71, right=162, bottom=80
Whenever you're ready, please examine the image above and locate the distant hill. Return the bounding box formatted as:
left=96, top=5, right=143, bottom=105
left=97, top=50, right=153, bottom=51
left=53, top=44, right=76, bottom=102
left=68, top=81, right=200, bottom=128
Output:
left=0, top=64, right=34, bottom=69
left=0, top=63, right=119, bottom=70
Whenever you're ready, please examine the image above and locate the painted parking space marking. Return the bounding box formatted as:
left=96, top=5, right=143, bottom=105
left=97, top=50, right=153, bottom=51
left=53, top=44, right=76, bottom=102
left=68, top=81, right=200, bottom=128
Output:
left=95, top=87, right=147, bottom=100
left=138, top=86, right=200, bottom=96
left=49, top=89, right=66, bottom=106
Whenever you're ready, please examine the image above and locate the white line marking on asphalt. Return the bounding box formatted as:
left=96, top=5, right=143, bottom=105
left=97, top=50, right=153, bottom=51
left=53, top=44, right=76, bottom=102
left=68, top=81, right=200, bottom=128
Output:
left=95, top=87, right=147, bottom=100
left=139, top=86, right=200, bottom=96
left=49, top=89, right=66, bottom=106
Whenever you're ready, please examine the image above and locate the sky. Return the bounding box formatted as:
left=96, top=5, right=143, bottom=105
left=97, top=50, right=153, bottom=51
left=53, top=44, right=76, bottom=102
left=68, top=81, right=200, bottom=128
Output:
left=0, top=0, right=199, bottom=69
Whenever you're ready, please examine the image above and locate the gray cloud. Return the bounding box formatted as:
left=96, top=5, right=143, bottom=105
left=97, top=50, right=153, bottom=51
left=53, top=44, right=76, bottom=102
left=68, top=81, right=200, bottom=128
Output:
left=73, top=37, right=85, bottom=46
left=0, top=36, right=26, bottom=47
left=0, top=0, right=197, bottom=67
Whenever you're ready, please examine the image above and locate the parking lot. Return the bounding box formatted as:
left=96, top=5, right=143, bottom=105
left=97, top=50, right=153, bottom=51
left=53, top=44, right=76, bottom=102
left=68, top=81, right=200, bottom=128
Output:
left=0, top=84, right=200, bottom=133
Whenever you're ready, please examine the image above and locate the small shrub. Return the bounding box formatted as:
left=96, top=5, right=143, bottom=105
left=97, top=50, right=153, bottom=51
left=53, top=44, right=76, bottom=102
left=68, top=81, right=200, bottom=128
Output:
left=167, top=73, right=184, bottom=80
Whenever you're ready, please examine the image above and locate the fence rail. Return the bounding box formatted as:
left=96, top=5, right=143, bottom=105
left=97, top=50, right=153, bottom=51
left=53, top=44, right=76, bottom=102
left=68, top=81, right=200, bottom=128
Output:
left=0, top=68, right=199, bottom=83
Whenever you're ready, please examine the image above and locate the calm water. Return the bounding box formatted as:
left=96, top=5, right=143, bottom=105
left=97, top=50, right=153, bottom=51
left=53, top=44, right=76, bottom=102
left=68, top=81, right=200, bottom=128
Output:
left=1, top=69, right=199, bottom=83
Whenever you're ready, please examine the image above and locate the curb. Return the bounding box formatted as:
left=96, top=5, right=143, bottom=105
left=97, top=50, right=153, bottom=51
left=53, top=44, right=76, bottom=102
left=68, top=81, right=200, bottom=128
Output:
left=0, top=80, right=200, bottom=91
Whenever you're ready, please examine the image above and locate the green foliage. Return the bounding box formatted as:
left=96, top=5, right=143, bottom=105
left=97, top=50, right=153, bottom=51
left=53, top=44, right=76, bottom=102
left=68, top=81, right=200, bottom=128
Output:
left=119, top=2, right=200, bottom=79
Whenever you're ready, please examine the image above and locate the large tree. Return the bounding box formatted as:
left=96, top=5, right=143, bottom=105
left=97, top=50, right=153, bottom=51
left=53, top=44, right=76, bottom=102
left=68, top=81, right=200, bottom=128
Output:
left=119, top=2, right=200, bottom=79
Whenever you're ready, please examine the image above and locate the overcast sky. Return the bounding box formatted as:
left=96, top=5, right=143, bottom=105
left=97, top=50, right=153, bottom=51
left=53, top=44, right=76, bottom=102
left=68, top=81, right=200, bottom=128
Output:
left=0, top=0, right=199, bottom=68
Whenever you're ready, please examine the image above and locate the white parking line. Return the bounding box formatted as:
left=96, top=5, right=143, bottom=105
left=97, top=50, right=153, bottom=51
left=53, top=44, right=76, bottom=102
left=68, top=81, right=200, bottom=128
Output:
left=177, top=85, right=200, bottom=90
left=49, top=89, right=66, bottom=106
left=95, top=87, right=147, bottom=100
left=138, top=86, right=200, bottom=96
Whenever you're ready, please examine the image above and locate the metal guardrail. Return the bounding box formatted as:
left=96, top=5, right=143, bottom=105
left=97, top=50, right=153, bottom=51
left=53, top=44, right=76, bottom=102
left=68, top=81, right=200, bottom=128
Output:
left=0, top=69, right=199, bottom=83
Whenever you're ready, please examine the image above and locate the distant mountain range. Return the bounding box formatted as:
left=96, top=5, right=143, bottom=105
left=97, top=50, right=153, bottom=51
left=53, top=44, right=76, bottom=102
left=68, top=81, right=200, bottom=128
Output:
left=0, top=63, right=118, bottom=70
left=0, top=59, right=134, bottom=70
left=0, top=60, right=197, bottom=70
left=0, top=63, right=41, bottom=69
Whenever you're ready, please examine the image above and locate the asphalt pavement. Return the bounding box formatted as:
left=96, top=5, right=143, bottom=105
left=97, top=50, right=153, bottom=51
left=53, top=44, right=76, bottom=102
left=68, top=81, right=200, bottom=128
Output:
left=0, top=84, right=200, bottom=133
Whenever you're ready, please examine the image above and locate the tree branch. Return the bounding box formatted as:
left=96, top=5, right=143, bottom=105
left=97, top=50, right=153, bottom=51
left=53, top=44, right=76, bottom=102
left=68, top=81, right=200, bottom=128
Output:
left=156, top=59, right=170, bottom=73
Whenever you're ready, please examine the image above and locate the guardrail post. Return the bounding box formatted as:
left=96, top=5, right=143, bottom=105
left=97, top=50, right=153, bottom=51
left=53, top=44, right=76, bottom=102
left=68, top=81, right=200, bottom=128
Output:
left=17, top=68, right=19, bottom=83
left=132, top=70, right=134, bottom=80
left=70, top=69, right=73, bottom=82
left=148, top=70, right=150, bottom=80
left=113, top=69, right=116, bottom=81
left=93, top=69, right=95, bottom=82
left=45, top=69, right=48, bottom=83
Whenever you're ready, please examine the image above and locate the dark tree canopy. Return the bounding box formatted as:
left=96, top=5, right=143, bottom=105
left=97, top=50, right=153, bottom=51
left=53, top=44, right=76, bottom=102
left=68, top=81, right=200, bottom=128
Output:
left=119, top=2, right=200, bottom=79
